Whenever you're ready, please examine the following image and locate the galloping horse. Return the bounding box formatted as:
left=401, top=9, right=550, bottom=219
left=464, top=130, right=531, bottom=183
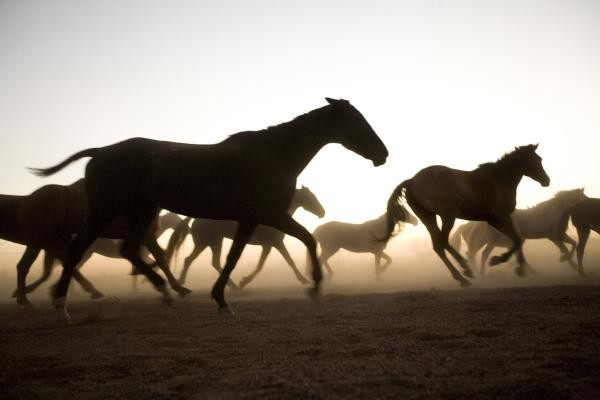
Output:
left=31, top=98, right=388, bottom=317
left=15, top=211, right=186, bottom=302
left=381, top=145, right=550, bottom=287
left=558, top=197, right=600, bottom=276
left=450, top=189, right=586, bottom=275
left=314, top=201, right=417, bottom=280
left=0, top=180, right=189, bottom=305
left=166, top=186, right=326, bottom=289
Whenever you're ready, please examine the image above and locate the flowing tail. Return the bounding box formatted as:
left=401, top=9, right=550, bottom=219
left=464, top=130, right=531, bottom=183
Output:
left=28, top=148, right=100, bottom=176
left=379, top=179, right=412, bottom=242
left=165, top=217, right=192, bottom=264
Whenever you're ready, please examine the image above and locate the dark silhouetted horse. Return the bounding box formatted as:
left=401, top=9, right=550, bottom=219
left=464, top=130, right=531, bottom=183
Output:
left=450, top=189, right=586, bottom=275
left=31, top=98, right=388, bottom=318
left=558, top=197, right=600, bottom=276
left=381, top=145, right=550, bottom=287
left=314, top=201, right=417, bottom=280
left=165, top=186, right=325, bottom=289
left=0, top=181, right=189, bottom=305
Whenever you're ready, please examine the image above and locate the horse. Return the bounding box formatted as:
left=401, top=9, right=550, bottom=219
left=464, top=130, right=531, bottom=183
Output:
left=313, top=201, right=418, bottom=280
left=381, top=144, right=550, bottom=287
left=0, top=180, right=190, bottom=306
left=30, top=98, right=388, bottom=317
left=15, top=211, right=186, bottom=302
left=449, top=188, right=586, bottom=275
left=558, top=197, right=600, bottom=276
left=165, top=186, right=325, bottom=289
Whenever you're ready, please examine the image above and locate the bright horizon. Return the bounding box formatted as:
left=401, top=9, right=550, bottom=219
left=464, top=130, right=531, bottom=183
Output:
left=1, top=0, right=599, bottom=248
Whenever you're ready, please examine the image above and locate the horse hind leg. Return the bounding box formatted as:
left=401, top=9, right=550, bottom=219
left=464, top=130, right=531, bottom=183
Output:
left=70, top=251, right=104, bottom=299
left=209, top=241, right=239, bottom=290
left=575, top=224, right=590, bottom=277
left=275, top=243, right=310, bottom=285
left=14, top=246, right=41, bottom=306
left=441, top=216, right=474, bottom=279
left=415, top=208, right=470, bottom=287
left=178, top=243, right=205, bottom=285
left=487, top=217, right=527, bottom=277
left=144, top=237, right=192, bottom=297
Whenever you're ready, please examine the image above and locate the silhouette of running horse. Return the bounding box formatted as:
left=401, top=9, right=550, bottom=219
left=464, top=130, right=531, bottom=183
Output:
left=558, top=197, right=600, bottom=276
left=31, top=98, right=388, bottom=318
left=166, top=186, right=326, bottom=289
left=314, top=201, right=418, bottom=280
left=381, top=145, right=550, bottom=287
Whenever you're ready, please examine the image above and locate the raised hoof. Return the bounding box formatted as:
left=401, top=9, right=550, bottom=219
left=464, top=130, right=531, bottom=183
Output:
left=460, top=279, right=472, bottom=288
left=238, top=278, right=250, bottom=290
left=489, top=256, right=503, bottom=266
left=90, top=292, right=104, bottom=299
left=559, top=254, right=570, bottom=263
left=228, top=281, right=241, bottom=291
left=175, top=286, right=192, bottom=298
left=297, top=276, right=312, bottom=285
left=515, top=266, right=526, bottom=277
left=462, top=269, right=475, bottom=279
left=218, top=306, right=235, bottom=317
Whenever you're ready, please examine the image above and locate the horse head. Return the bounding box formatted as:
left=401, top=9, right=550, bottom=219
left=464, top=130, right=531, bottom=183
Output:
left=324, top=98, right=388, bottom=167
left=515, top=144, right=550, bottom=187
left=555, top=187, right=588, bottom=207
left=293, top=185, right=325, bottom=218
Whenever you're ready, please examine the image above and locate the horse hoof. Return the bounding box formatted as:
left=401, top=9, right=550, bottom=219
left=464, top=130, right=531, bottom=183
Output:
left=90, top=292, right=104, bottom=299
left=305, top=287, right=320, bottom=300
left=489, top=256, right=503, bottom=266
left=53, top=297, right=72, bottom=322
left=515, top=267, right=526, bottom=277
left=228, top=282, right=241, bottom=291
left=176, top=286, right=192, bottom=297
left=462, top=269, right=475, bottom=279
left=17, top=297, right=33, bottom=308
left=460, top=280, right=472, bottom=288
left=218, top=306, right=235, bottom=317
left=160, top=296, right=175, bottom=306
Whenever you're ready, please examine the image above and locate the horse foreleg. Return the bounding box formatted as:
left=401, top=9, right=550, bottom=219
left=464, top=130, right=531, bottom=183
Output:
left=239, top=245, right=271, bottom=289
left=275, top=243, right=310, bottom=285
left=550, top=238, right=577, bottom=270
left=14, top=247, right=42, bottom=306
left=70, top=250, right=104, bottom=299
left=211, top=221, right=257, bottom=313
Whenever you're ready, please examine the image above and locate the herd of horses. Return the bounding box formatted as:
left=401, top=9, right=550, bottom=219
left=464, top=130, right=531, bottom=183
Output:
left=1, top=98, right=598, bottom=320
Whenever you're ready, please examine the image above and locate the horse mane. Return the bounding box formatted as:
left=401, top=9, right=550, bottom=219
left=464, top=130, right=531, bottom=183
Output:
left=520, top=190, right=582, bottom=212
left=223, top=104, right=331, bottom=143
left=477, top=144, right=537, bottom=173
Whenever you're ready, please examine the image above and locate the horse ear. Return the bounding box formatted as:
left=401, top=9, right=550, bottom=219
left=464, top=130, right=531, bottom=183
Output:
left=533, top=143, right=539, bottom=150
left=325, top=97, right=340, bottom=105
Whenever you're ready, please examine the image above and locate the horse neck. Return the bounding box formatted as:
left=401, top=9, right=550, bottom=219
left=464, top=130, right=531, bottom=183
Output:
left=264, top=106, right=335, bottom=176
left=287, top=202, right=301, bottom=216
left=480, top=161, right=524, bottom=197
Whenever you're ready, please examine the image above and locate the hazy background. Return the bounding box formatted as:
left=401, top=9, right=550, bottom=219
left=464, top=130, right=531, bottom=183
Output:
left=0, top=0, right=599, bottom=296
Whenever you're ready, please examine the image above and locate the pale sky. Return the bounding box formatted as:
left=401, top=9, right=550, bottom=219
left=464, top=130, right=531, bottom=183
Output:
left=1, top=0, right=599, bottom=237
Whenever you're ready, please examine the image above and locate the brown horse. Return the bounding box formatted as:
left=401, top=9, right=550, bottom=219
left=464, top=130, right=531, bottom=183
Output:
left=558, top=197, right=600, bottom=276
left=14, top=211, right=186, bottom=303
left=31, top=98, right=388, bottom=317
left=450, top=189, right=586, bottom=275
left=381, top=144, right=550, bottom=287
left=0, top=180, right=190, bottom=306
left=165, top=186, right=326, bottom=289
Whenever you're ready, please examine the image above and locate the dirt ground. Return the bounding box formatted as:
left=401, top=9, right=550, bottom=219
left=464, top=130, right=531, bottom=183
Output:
left=0, top=284, right=599, bottom=400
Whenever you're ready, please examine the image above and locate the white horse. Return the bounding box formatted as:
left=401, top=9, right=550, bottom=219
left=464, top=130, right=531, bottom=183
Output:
left=314, top=202, right=417, bottom=280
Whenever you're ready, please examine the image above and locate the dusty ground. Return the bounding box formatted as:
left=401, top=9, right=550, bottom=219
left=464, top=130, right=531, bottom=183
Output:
left=0, top=284, right=599, bottom=400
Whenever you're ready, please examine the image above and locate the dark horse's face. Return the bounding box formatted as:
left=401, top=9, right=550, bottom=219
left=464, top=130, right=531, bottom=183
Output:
left=520, top=144, right=550, bottom=187
left=325, top=98, right=388, bottom=166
